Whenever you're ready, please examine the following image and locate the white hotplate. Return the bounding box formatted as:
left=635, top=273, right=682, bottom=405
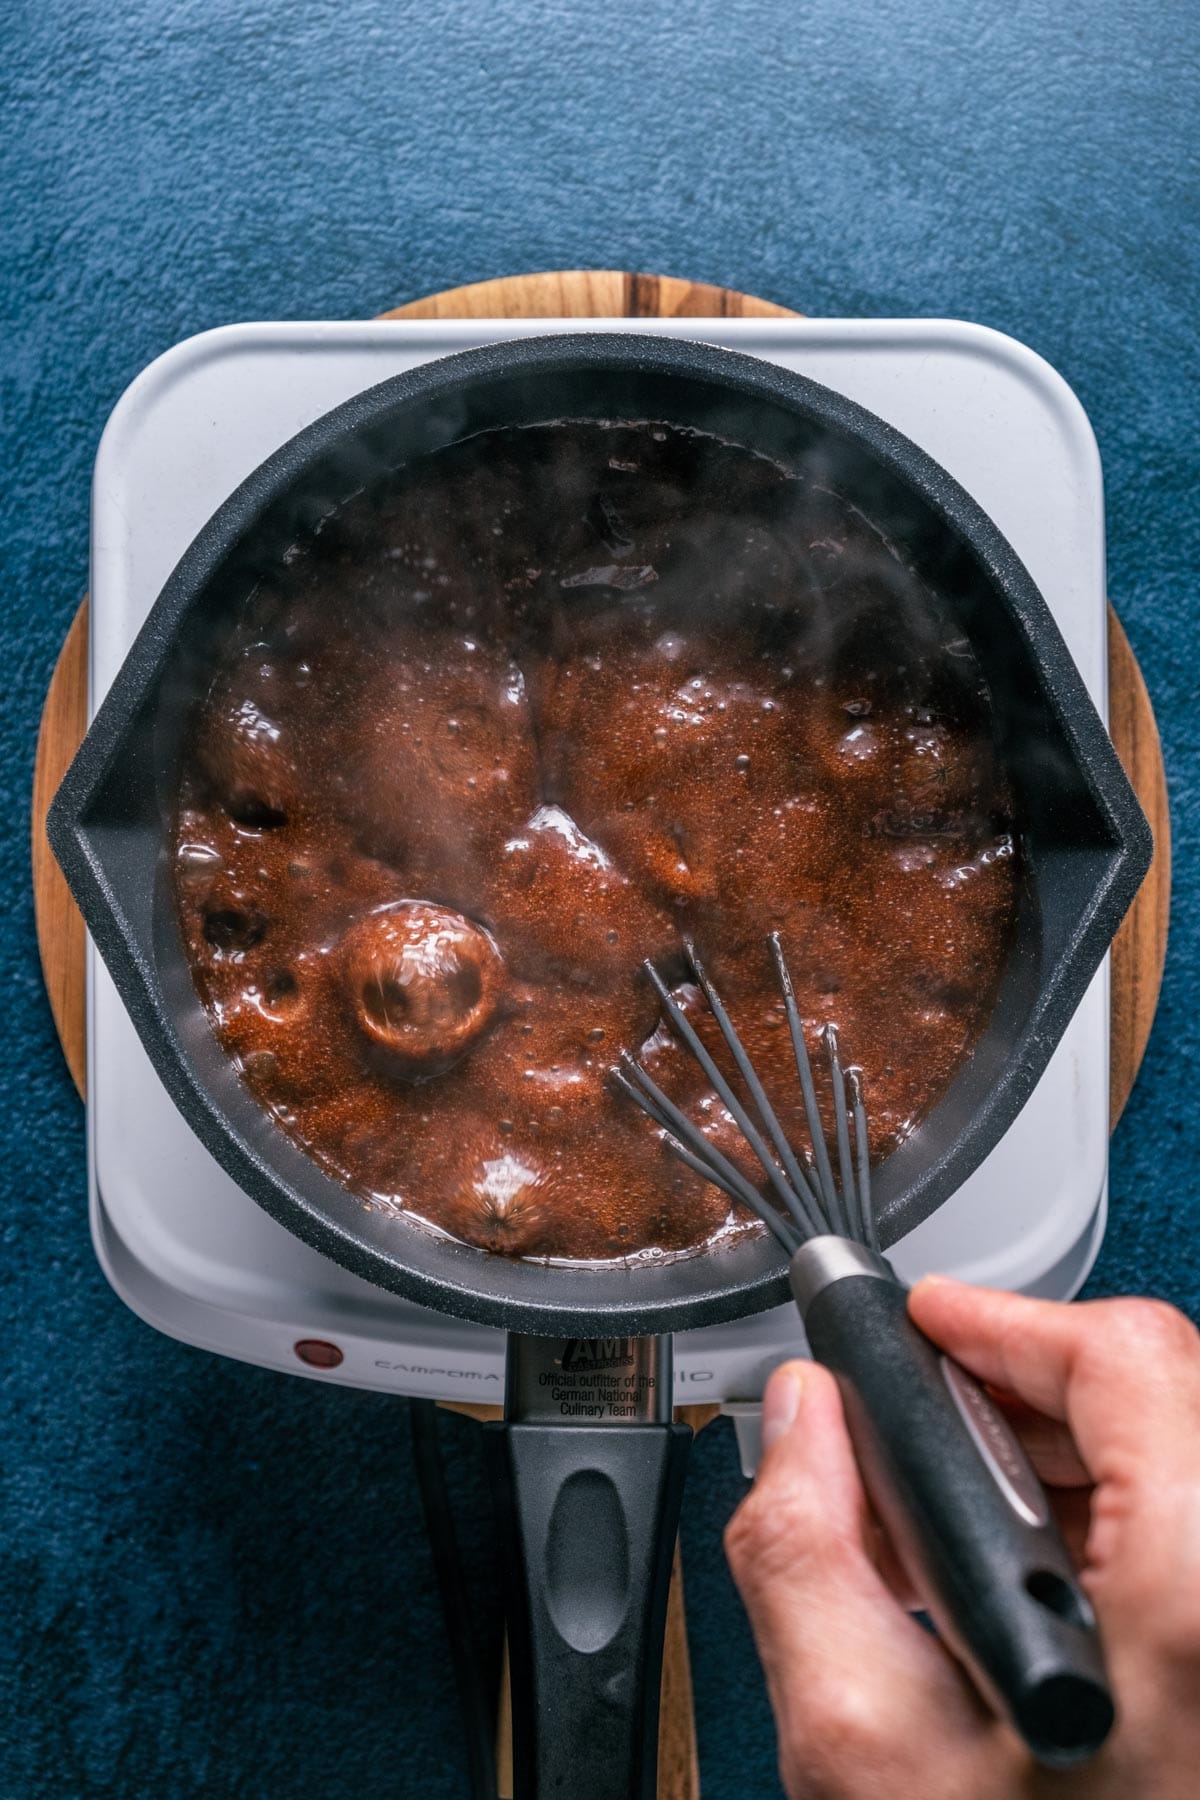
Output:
left=88, top=317, right=1110, bottom=1460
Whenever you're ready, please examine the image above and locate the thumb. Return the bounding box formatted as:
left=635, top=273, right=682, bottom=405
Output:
left=725, top=1361, right=988, bottom=1787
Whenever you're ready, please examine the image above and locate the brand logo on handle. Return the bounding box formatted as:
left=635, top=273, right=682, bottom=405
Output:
left=562, top=1338, right=637, bottom=1372
left=940, top=1356, right=1049, bottom=1527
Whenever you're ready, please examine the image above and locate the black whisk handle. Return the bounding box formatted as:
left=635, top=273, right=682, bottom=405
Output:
left=790, top=1239, right=1114, bottom=1768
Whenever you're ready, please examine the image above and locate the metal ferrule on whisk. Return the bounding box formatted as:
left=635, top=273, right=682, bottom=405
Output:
left=787, top=1236, right=897, bottom=1314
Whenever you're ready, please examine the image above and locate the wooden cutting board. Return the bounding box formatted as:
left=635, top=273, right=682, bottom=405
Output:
left=30, top=271, right=1170, bottom=1800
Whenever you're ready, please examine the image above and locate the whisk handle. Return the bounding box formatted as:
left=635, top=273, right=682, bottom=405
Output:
left=791, top=1239, right=1114, bottom=1768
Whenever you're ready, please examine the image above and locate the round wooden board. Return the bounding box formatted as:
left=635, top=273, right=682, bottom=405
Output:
left=28, top=272, right=1171, bottom=1800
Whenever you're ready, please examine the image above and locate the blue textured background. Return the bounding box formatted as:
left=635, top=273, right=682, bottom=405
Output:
left=2, top=2, right=1198, bottom=1794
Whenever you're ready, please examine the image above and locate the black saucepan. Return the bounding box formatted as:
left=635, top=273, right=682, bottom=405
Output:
left=48, top=333, right=1151, bottom=1337
left=50, top=334, right=1152, bottom=1799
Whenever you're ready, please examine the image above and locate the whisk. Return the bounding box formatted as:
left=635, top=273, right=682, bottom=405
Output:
left=616, top=933, right=1115, bottom=1770
left=614, top=932, right=877, bottom=1260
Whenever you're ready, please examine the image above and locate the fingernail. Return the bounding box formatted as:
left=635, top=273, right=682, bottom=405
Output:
left=762, top=1363, right=804, bottom=1452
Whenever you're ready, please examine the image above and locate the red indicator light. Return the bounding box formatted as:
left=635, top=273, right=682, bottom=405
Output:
left=294, top=1338, right=344, bottom=1369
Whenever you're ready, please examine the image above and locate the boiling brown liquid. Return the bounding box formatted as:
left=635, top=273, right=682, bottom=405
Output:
left=172, top=421, right=1018, bottom=1263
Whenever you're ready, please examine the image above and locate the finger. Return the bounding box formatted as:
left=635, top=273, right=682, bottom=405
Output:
left=1046, top=1486, right=1094, bottom=1570
left=910, top=1279, right=1200, bottom=1651
left=908, top=1278, right=1200, bottom=1484
left=869, top=1478, right=1092, bottom=1607
left=870, top=1516, right=922, bottom=1610
left=990, top=1390, right=1091, bottom=1487
left=726, top=1361, right=990, bottom=1785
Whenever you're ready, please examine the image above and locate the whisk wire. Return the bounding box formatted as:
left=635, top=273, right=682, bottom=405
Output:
left=663, top=1133, right=800, bottom=1255
left=641, top=964, right=823, bottom=1239
left=614, top=1054, right=808, bottom=1247
left=681, top=942, right=826, bottom=1237
left=848, top=1069, right=879, bottom=1254
left=769, top=933, right=842, bottom=1227
left=826, top=1025, right=858, bottom=1241
left=618, top=938, right=879, bottom=1259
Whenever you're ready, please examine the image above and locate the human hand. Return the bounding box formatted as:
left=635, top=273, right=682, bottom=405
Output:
left=725, top=1281, right=1200, bottom=1799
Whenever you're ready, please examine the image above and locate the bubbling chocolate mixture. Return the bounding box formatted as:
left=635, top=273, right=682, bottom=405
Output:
left=173, top=421, right=1018, bottom=1263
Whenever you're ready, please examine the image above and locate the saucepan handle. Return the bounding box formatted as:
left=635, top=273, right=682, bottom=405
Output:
left=483, top=1417, right=691, bottom=1800
left=797, top=1263, right=1114, bottom=1768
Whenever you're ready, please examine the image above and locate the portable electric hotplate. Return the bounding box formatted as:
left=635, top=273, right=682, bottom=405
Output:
left=80, top=306, right=1117, bottom=1480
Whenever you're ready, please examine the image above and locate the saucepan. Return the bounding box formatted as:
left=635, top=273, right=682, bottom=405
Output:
left=49, top=335, right=1151, bottom=1797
